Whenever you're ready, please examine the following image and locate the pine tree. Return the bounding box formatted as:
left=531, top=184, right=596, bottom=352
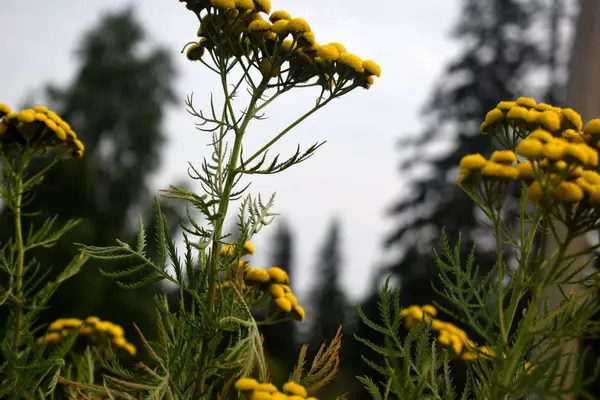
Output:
left=309, top=219, right=346, bottom=350
left=0, top=7, right=183, bottom=341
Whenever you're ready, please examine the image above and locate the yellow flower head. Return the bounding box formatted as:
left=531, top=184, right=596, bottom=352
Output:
left=528, top=129, right=553, bottom=143
left=280, top=39, right=296, bottom=54
left=490, top=150, right=517, bottom=165
left=481, top=162, right=519, bottom=180
left=275, top=296, right=292, bottom=312
left=286, top=17, right=311, bottom=33
left=255, top=383, right=278, bottom=393
left=542, top=140, right=566, bottom=161
left=235, top=0, right=255, bottom=9
left=248, top=19, right=271, bottom=31
left=562, top=108, right=583, bottom=131
left=361, top=75, right=374, bottom=90
left=484, top=108, right=504, bottom=125
left=17, top=110, right=35, bottom=123
left=515, top=96, right=537, bottom=108
left=338, top=53, right=364, bottom=74
left=524, top=109, right=541, bottom=124
left=562, top=129, right=584, bottom=143
left=259, top=58, right=280, bottom=78
left=552, top=181, right=583, bottom=203
left=293, top=304, right=306, bottom=321
left=516, top=138, right=543, bottom=160
left=540, top=110, right=562, bottom=132
left=517, top=161, right=535, bottom=180
left=535, top=102, right=554, bottom=112
left=566, top=143, right=594, bottom=166
left=268, top=283, right=285, bottom=298
left=235, top=378, right=260, bottom=391
left=253, top=0, right=271, bottom=13
left=73, top=139, right=85, bottom=157
left=106, top=323, right=125, bottom=337
left=283, top=382, right=308, bottom=397
left=267, top=266, right=289, bottom=283
left=422, top=304, right=437, bottom=317
left=124, top=343, right=136, bottom=356
left=316, top=44, right=339, bottom=62
left=32, top=105, right=48, bottom=113
left=363, top=60, right=381, bottom=77
left=210, top=0, right=236, bottom=9
left=506, top=106, right=529, bottom=121
left=284, top=292, right=299, bottom=306
left=496, top=101, right=515, bottom=110
left=243, top=241, right=255, bottom=255
left=251, top=392, right=273, bottom=400
left=186, top=43, right=205, bottom=61
left=270, top=19, right=289, bottom=34
left=527, top=181, right=543, bottom=203
left=55, top=127, right=67, bottom=141
left=298, top=31, right=316, bottom=46
left=584, top=119, right=600, bottom=136
left=34, top=112, right=47, bottom=122
left=0, top=103, right=12, bottom=116
left=269, top=10, right=292, bottom=22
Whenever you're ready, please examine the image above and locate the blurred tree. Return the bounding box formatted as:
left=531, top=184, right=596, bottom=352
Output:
left=0, top=7, right=183, bottom=343
left=308, top=218, right=346, bottom=351
left=261, top=220, right=297, bottom=364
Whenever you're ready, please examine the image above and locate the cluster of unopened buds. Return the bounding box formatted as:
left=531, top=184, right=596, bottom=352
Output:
left=0, top=103, right=84, bottom=158
left=179, top=0, right=381, bottom=90
left=400, top=305, right=535, bottom=374
left=459, top=97, right=600, bottom=224
left=37, top=316, right=136, bottom=356
left=219, top=241, right=305, bottom=321
left=235, top=377, right=318, bottom=400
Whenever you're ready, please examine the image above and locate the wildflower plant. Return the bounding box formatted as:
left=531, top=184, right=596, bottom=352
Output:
left=0, top=103, right=89, bottom=398
left=357, top=98, right=600, bottom=399
left=27, top=0, right=383, bottom=398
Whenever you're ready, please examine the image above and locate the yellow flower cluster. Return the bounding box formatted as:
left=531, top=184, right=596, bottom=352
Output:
left=37, top=316, right=136, bottom=356
left=401, top=305, right=536, bottom=374
left=179, top=0, right=380, bottom=90
left=460, top=98, right=600, bottom=209
left=0, top=103, right=84, bottom=157
left=243, top=264, right=305, bottom=321
left=234, top=378, right=318, bottom=400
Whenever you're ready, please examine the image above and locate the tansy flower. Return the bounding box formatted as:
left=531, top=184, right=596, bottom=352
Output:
left=32, top=105, right=48, bottom=113
left=186, top=43, right=205, bottom=61
left=562, top=129, right=584, bottom=143
left=210, top=0, right=236, bottom=9
left=246, top=268, right=270, bottom=283
left=481, top=162, right=519, bottom=180
left=267, top=266, right=289, bottom=283
left=280, top=39, right=295, bottom=53
left=542, top=141, right=567, bottom=161
left=517, top=161, right=535, bottom=180
left=363, top=60, right=381, bottom=77
left=516, top=138, right=543, bottom=159
left=284, top=292, right=298, bottom=306
left=524, top=109, right=541, bottom=124
left=253, top=0, right=271, bottom=13
left=540, top=110, right=562, bottom=132
left=535, top=102, right=555, bottom=112
left=527, top=181, right=543, bottom=203
left=17, top=110, right=35, bottom=123
left=235, top=0, right=255, bottom=9
left=421, top=304, right=437, bottom=317
left=484, top=108, right=504, bottom=125
left=283, top=382, right=308, bottom=397
left=490, top=150, right=517, bottom=164
left=298, top=31, right=315, bottom=46
left=248, top=19, right=271, bottom=31
left=552, top=181, right=584, bottom=203
left=235, top=378, right=260, bottom=391
left=0, top=103, right=11, bottom=116
left=584, top=119, right=600, bottom=136
left=338, top=53, right=364, bottom=73
left=292, top=304, right=306, bottom=321
left=362, top=75, right=374, bottom=90
left=515, top=96, right=537, bottom=108
left=269, top=10, right=292, bottom=22
left=255, top=383, right=278, bottom=393
left=34, top=113, right=47, bottom=122
left=316, top=44, right=339, bottom=62
left=286, top=17, right=311, bottom=33
left=55, top=127, right=67, bottom=141
left=562, top=108, right=583, bottom=131
left=507, top=106, right=529, bottom=120
left=270, top=19, right=289, bottom=34
left=529, top=129, right=554, bottom=143
left=496, top=101, right=515, bottom=110
left=259, top=58, right=280, bottom=78
left=329, top=42, right=347, bottom=54
left=268, top=283, right=285, bottom=297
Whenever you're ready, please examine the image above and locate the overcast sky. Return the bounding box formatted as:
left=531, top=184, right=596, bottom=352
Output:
left=0, top=0, right=460, bottom=302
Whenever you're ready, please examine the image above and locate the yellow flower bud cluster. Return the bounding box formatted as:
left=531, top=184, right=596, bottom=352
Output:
left=37, top=316, right=136, bottom=356
left=178, top=0, right=380, bottom=90
left=0, top=103, right=84, bottom=157
left=234, top=377, right=318, bottom=400
left=220, top=241, right=256, bottom=257
left=460, top=100, right=600, bottom=212
left=243, top=264, right=305, bottom=321
left=401, top=305, right=494, bottom=362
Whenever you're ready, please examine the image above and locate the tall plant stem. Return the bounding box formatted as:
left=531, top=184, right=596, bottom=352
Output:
left=12, top=156, right=28, bottom=350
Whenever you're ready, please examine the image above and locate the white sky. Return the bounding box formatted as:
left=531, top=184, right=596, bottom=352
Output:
left=0, top=0, right=460, bottom=301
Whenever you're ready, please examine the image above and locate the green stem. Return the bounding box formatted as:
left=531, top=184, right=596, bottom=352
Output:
left=493, top=215, right=508, bottom=342
left=193, top=73, right=267, bottom=398
left=12, top=156, right=27, bottom=350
